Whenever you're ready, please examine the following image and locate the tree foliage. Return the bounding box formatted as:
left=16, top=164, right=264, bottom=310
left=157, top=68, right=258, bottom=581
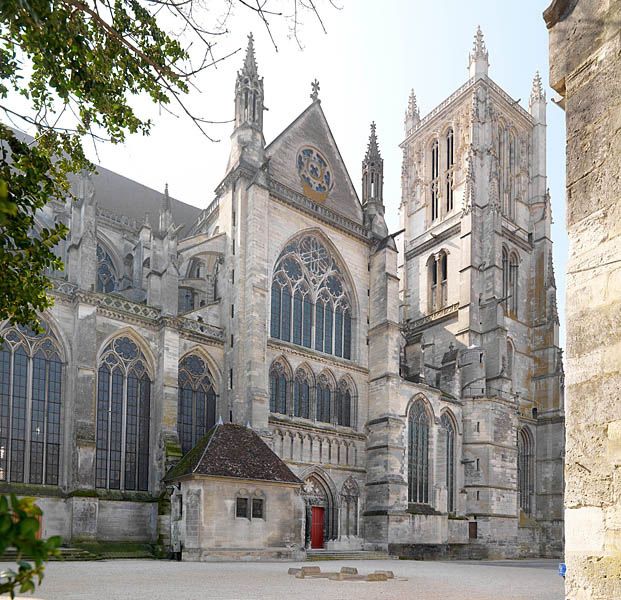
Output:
left=0, top=0, right=336, bottom=332
left=0, top=494, right=62, bottom=598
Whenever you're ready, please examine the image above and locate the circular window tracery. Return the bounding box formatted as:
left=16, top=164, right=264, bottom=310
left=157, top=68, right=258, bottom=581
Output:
left=296, top=146, right=334, bottom=202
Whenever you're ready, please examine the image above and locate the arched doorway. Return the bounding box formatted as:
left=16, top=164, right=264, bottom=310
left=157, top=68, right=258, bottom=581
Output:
left=302, top=473, right=337, bottom=549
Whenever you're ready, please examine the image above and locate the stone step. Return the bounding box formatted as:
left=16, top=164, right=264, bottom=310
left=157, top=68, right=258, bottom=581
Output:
left=306, top=550, right=394, bottom=561
left=1, top=547, right=101, bottom=562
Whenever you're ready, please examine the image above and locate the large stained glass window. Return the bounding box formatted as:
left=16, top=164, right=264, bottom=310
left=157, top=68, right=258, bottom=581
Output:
left=441, top=412, right=456, bottom=514
left=178, top=354, right=217, bottom=455
left=96, top=336, right=151, bottom=491
left=270, top=235, right=352, bottom=360
left=269, top=360, right=289, bottom=415
left=0, top=323, right=63, bottom=485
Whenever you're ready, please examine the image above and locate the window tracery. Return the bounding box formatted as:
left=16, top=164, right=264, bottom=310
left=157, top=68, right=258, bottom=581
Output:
left=0, top=323, right=63, bottom=485
left=96, top=335, right=151, bottom=491
left=178, top=354, right=217, bottom=454
left=293, top=367, right=311, bottom=419
left=96, top=244, right=118, bottom=293
left=428, top=251, right=448, bottom=313
left=270, top=235, right=352, bottom=360
left=269, top=360, right=290, bottom=415
left=316, top=373, right=333, bottom=424
left=335, top=379, right=353, bottom=427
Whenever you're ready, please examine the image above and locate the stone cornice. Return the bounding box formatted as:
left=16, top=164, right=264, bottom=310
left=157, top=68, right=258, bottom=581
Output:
left=267, top=338, right=368, bottom=375
left=403, top=303, right=459, bottom=339
left=405, top=223, right=461, bottom=259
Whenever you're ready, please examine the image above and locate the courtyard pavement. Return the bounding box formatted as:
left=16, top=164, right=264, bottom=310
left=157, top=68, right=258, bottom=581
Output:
left=2, top=558, right=564, bottom=600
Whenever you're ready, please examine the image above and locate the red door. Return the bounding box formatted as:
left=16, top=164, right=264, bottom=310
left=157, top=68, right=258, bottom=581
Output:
left=311, top=506, right=325, bottom=549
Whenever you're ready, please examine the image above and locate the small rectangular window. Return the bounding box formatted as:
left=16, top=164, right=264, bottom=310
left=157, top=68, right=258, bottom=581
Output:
left=232, top=211, right=236, bottom=226
left=252, top=498, right=264, bottom=519
left=231, top=304, right=235, bottom=318
left=231, top=269, right=235, bottom=284
left=230, top=334, right=234, bottom=347
left=236, top=497, right=248, bottom=518
left=232, top=239, right=236, bottom=255
left=229, top=368, right=233, bottom=389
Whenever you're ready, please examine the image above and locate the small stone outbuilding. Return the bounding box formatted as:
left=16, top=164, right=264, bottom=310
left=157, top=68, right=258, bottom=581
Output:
left=164, top=423, right=305, bottom=561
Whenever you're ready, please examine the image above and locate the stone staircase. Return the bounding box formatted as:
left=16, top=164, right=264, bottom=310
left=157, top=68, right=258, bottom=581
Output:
left=1, top=547, right=101, bottom=562
left=306, top=550, right=394, bottom=561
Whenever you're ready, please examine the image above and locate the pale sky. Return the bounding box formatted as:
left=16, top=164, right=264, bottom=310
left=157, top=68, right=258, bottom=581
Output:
left=86, top=0, right=567, bottom=344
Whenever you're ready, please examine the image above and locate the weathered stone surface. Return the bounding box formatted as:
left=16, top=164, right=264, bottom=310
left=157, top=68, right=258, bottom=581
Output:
left=546, top=0, right=621, bottom=597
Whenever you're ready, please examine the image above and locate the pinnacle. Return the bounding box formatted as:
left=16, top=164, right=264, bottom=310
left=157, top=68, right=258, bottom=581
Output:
left=365, top=121, right=381, bottom=161
left=470, top=25, right=489, bottom=63
left=530, top=71, right=545, bottom=103
left=242, top=32, right=258, bottom=77
left=407, top=89, right=420, bottom=120
left=162, top=182, right=171, bottom=213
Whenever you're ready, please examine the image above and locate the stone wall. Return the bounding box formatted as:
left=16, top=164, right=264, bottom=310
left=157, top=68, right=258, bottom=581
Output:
left=178, top=477, right=305, bottom=561
left=545, top=0, right=621, bottom=597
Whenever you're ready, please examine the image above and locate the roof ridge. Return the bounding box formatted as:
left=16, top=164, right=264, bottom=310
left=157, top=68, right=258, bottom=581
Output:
left=191, top=422, right=220, bottom=475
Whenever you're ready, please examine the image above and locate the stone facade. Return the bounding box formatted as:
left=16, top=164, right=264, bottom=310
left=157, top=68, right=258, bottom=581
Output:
left=0, top=30, right=563, bottom=559
left=545, top=0, right=621, bottom=597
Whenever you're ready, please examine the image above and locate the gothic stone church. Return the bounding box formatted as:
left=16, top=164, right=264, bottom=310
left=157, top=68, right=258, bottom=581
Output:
left=0, top=29, right=564, bottom=559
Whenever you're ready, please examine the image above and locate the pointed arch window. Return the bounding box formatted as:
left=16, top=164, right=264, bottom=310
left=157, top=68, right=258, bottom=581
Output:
left=518, top=427, right=534, bottom=515
left=430, top=139, right=440, bottom=221
left=408, top=400, right=430, bottom=504
left=293, top=368, right=311, bottom=419
left=336, top=379, right=354, bottom=428
left=96, top=244, right=118, bottom=293
left=270, top=235, right=353, bottom=360
left=441, top=413, right=456, bottom=514
left=178, top=355, right=217, bottom=455
left=96, top=336, right=151, bottom=491
left=428, top=251, right=448, bottom=313
left=316, top=374, right=332, bottom=424
left=269, top=360, right=289, bottom=415
left=445, top=128, right=454, bottom=213
left=0, top=324, right=63, bottom=485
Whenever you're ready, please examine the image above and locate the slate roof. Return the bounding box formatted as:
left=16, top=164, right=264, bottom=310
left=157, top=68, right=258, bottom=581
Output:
left=164, top=423, right=302, bottom=485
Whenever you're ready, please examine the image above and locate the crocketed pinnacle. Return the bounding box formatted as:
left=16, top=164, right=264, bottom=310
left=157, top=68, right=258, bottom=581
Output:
left=406, top=89, right=420, bottom=121
left=365, top=121, right=381, bottom=161
left=470, top=25, right=488, bottom=62
left=242, top=33, right=258, bottom=77
left=530, top=71, right=545, bottom=104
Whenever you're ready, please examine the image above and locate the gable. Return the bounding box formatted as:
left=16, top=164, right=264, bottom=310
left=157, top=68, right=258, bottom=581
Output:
left=266, top=102, right=363, bottom=224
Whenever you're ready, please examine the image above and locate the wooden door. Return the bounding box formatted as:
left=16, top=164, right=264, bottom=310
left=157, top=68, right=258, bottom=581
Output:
left=311, top=506, right=325, bottom=549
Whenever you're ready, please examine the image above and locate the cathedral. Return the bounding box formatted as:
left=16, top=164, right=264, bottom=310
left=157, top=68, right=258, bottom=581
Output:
left=0, top=28, right=564, bottom=560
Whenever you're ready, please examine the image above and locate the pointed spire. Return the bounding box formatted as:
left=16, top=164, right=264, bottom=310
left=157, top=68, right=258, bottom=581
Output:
left=242, top=33, right=258, bottom=77
left=365, top=121, right=381, bottom=161
left=162, top=182, right=171, bottom=212
left=469, top=26, right=489, bottom=79
left=530, top=71, right=545, bottom=104
left=404, top=89, right=420, bottom=134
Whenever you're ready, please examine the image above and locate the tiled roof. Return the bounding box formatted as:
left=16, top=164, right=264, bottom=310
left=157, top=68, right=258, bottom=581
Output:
left=164, top=423, right=302, bottom=485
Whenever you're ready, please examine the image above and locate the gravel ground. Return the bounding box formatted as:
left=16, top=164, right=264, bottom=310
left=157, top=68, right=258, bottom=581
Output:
left=2, top=558, right=564, bottom=600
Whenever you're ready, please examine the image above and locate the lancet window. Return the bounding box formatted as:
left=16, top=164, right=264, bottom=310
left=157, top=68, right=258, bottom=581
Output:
left=445, top=128, right=454, bottom=213
left=335, top=379, right=353, bottom=427
left=269, top=360, right=289, bottom=415
left=441, top=412, right=456, bottom=514
left=293, top=368, right=311, bottom=419
left=95, top=336, right=151, bottom=491
left=408, top=400, right=430, bottom=504
left=178, top=354, right=217, bottom=455
left=518, top=427, right=534, bottom=515
left=316, top=374, right=332, bottom=424
left=0, top=323, right=63, bottom=485
left=430, top=139, right=440, bottom=221
left=502, top=248, right=519, bottom=318
left=428, top=251, right=448, bottom=313
left=270, top=235, right=352, bottom=360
